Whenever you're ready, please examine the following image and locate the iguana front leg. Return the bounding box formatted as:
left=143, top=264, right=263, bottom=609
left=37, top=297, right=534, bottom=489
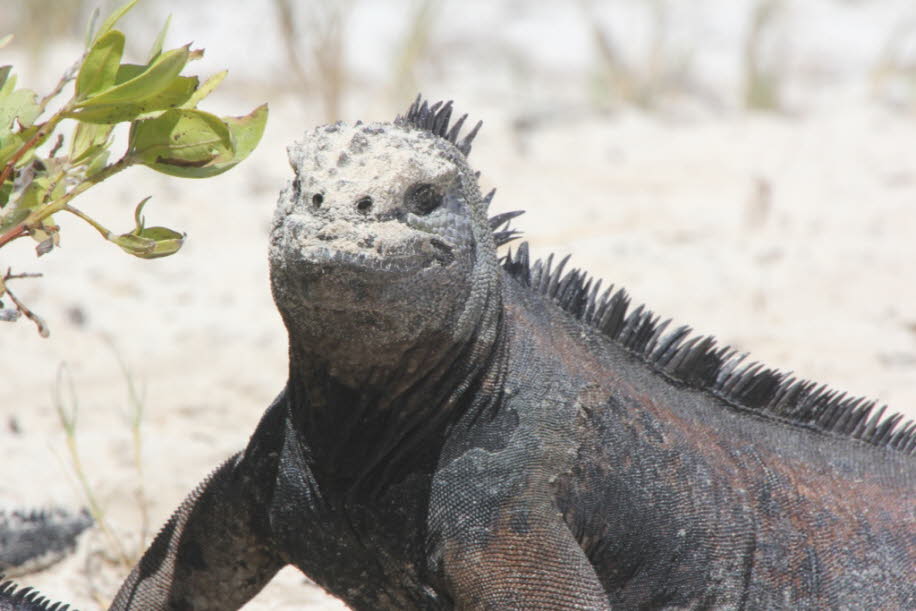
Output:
left=430, top=450, right=610, bottom=610
left=110, top=451, right=284, bottom=610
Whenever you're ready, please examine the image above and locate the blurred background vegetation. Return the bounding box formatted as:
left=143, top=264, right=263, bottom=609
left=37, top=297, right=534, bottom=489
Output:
left=3, top=0, right=915, bottom=124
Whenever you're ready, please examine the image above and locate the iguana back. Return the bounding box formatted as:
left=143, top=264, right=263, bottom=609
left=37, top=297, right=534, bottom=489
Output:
left=483, top=269, right=914, bottom=607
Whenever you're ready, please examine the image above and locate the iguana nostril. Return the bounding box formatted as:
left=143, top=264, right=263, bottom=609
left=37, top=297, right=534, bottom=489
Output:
left=356, top=196, right=373, bottom=214
left=312, top=193, right=324, bottom=208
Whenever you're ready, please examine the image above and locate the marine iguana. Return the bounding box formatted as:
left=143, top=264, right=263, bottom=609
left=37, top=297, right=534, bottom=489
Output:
left=0, top=508, right=91, bottom=579
left=4, top=97, right=916, bottom=609
left=0, top=576, right=73, bottom=611
left=0, top=508, right=90, bottom=611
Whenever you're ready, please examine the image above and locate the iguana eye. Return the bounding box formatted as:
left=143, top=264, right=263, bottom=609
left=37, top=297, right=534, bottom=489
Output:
left=405, top=183, right=442, bottom=215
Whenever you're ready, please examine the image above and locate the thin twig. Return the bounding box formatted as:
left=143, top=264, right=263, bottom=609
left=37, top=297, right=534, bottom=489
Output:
left=4, top=269, right=43, bottom=281
left=0, top=225, right=27, bottom=248
left=37, top=60, right=80, bottom=116
left=0, top=122, right=48, bottom=187
left=0, top=153, right=135, bottom=248
left=48, top=134, right=65, bottom=158
left=63, top=203, right=113, bottom=239
left=2, top=269, right=48, bottom=336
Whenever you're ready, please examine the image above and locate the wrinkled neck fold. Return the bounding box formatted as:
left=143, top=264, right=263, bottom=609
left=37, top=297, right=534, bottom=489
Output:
left=284, top=278, right=506, bottom=494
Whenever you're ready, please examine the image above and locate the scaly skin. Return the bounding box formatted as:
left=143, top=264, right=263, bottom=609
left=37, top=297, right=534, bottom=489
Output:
left=4, top=98, right=914, bottom=610
left=0, top=508, right=90, bottom=611
left=0, top=508, right=91, bottom=578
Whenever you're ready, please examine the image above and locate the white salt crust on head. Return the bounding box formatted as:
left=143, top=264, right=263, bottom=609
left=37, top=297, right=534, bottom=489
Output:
left=271, top=121, right=469, bottom=264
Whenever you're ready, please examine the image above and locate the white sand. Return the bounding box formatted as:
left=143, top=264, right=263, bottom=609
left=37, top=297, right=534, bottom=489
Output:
left=1, top=2, right=914, bottom=608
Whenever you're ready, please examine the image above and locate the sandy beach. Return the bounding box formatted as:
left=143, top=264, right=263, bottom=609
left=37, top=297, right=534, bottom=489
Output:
left=1, top=1, right=914, bottom=608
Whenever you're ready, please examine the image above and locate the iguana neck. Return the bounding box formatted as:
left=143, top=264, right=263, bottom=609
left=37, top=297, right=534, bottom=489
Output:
left=284, top=282, right=507, bottom=493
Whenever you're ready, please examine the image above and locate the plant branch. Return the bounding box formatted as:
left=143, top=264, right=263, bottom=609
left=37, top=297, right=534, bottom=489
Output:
left=38, top=61, right=80, bottom=117
left=63, top=203, right=113, bottom=238
left=2, top=268, right=48, bottom=336
left=0, top=153, right=136, bottom=248
left=0, top=113, right=66, bottom=187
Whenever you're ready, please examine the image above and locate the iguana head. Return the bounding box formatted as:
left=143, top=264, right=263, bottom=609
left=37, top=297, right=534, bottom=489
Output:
left=270, top=99, right=504, bottom=379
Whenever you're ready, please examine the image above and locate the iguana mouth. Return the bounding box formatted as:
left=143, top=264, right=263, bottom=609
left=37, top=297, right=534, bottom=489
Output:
left=280, top=214, right=461, bottom=272
left=297, top=242, right=453, bottom=272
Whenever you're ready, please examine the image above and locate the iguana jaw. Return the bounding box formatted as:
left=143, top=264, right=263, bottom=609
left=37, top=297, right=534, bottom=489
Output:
left=270, top=210, right=474, bottom=375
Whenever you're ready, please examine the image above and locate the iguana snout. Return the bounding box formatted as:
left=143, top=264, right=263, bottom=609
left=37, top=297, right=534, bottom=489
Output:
left=271, top=120, right=475, bottom=274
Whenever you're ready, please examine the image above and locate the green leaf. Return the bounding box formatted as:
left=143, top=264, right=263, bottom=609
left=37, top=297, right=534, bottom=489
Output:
left=148, top=15, right=171, bottom=63
left=85, top=148, right=110, bottom=177
left=134, top=75, right=199, bottom=116
left=76, top=30, right=125, bottom=100
left=133, top=195, right=151, bottom=229
left=70, top=121, right=114, bottom=164
left=91, top=0, right=140, bottom=44
left=114, top=63, right=147, bottom=83
left=15, top=175, right=52, bottom=212
left=128, top=108, right=234, bottom=176
left=140, top=103, right=268, bottom=178
left=0, top=66, right=11, bottom=91
left=0, top=207, right=28, bottom=232
left=221, top=103, right=269, bottom=162
left=112, top=226, right=184, bottom=258
left=0, top=72, right=15, bottom=97
left=0, top=88, right=40, bottom=136
left=0, top=34, right=12, bottom=50
left=181, top=70, right=226, bottom=109
left=84, top=7, right=100, bottom=49
left=0, top=125, right=38, bottom=166
left=75, top=44, right=190, bottom=108
left=64, top=75, right=198, bottom=124
left=0, top=180, right=11, bottom=208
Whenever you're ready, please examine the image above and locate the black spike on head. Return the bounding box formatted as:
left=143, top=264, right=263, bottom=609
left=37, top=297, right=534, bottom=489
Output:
left=482, top=188, right=497, bottom=211
left=396, top=94, right=482, bottom=156
left=488, top=210, right=523, bottom=231
left=459, top=120, right=482, bottom=155
left=488, top=208, right=524, bottom=247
